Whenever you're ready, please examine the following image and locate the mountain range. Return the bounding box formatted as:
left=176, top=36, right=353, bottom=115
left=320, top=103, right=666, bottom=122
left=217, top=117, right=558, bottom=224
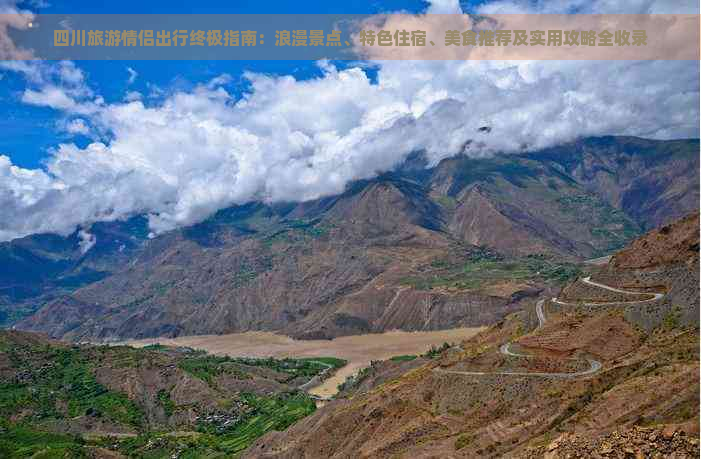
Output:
left=3, top=136, right=699, bottom=342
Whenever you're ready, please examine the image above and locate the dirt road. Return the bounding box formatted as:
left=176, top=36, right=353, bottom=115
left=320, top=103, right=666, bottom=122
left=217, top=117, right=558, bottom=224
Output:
left=435, top=276, right=666, bottom=380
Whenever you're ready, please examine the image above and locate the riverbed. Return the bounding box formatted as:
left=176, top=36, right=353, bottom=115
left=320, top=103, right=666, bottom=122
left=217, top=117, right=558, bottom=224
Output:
left=125, top=327, right=484, bottom=398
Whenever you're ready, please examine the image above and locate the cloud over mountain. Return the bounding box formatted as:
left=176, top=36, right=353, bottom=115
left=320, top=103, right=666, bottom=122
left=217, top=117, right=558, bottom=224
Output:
left=0, top=0, right=698, bottom=241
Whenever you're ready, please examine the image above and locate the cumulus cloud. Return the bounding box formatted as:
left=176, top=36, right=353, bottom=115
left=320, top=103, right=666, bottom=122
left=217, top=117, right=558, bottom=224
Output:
left=0, top=0, right=698, bottom=242
left=0, top=60, right=42, bottom=82
left=57, top=60, right=85, bottom=85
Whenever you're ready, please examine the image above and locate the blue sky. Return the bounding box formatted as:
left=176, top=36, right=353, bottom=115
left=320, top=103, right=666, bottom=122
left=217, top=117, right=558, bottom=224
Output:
left=2, top=0, right=692, bottom=168
left=1, top=0, right=443, bottom=168
left=0, top=59, right=343, bottom=167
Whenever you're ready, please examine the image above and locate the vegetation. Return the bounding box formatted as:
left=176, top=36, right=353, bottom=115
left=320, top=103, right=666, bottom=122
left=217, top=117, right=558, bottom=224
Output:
left=112, top=393, right=316, bottom=457
left=177, top=354, right=346, bottom=387
left=261, top=218, right=331, bottom=247
left=522, top=254, right=581, bottom=282
left=157, top=389, right=176, bottom=417
left=228, top=356, right=345, bottom=379
left=0, top=303, right=43, bottom=328
left=401, top=249, right=580, bottom=291
left=0, top=334, right=338, bottom=458
left=0, top=345, right=143, bottom=427
left=389, top=355, right=417, bottom=362
left=432, top=194, right=457, bottom=210
left=230, top=264, right=259, bottom=288
left=177, top=356, right=248, bottom=385
left=423, top=342, right=454, bottom=359
left=662, top=305, right=682, bottom=330
left=454, top=433, right=473, bottom=450
left=216, top=393, right=314, bottom=453
left=298, top=356, right=347, bottom=368
left=448, top=156, right=540, bottom=192
left=0, top=419, right=87, bottom=459
left=556, top=194, right=640, bottom=256
left=142, top=343, right=169, bottom=351
left=337, top=360, right=382, bottom=393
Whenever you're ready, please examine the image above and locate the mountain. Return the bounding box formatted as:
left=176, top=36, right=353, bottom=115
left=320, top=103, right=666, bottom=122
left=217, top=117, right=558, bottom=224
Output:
left=0, top=329, right=345, bottom=457
left=242, top=212, right=700, bottom=458
left=8, top=136, right=700, bottom=341
left=0, top=216, right=150, bottom=326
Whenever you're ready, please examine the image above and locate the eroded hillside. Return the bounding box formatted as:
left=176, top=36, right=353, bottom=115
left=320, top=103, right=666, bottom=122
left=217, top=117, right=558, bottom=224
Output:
left=244, top=212, right=700, bottom=458
left=8, top=137, right=700, bottom=341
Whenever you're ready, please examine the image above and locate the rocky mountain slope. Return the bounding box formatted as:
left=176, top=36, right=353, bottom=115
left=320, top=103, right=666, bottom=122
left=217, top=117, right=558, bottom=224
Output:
left=244, top=212, right=700, bottom=458
left=7, top=136, right=700, bottom=341
left=0, top=330, right=345, bottom=458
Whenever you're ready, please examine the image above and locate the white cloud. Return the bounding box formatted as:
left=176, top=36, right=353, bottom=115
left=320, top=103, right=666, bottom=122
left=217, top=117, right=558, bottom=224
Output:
left=126, top=66, right=138, bottom=85
left=5, top=59, right=95, bottom=114
left=207, top=73, right=232, bottom=88
left=25, top=0, right=50, bottom=8
left=146, top=82, right=164, bottom=99
left=58, top=60, right=85, bottom=85
left=64, top=118, right=90, bottom=135
left=22, top=86, right=77, bottom=110
left=0, top=60, right=42, bottom=82
left=58, top=18, right=72, bottom=31
left=427, top=0, right=462, bottom=13
left=0, top=0, right=697, bottom=242
left=124, top=90, right=142, bottom=102
left=77, top=228, right=96, bottom=254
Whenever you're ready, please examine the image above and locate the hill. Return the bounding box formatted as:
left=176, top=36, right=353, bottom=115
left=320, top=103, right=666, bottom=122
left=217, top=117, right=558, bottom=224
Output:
left=7, top=136, right=700, bottom=341
left=0, top=330, right=345, bottom=458
left=243, top=212, right=700, bottom=458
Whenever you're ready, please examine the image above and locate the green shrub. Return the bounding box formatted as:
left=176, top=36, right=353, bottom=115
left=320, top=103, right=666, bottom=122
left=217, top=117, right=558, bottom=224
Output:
left=0, top=419, right=87, bottom=458
left=424, top=342, right=453, bottom=359
left=389, top=355, right=417, bottom=362
left=455, top=434, right=473, bottom=450
left=157, top=389, right=176, bottom=417
left=663, top=305, right=682, bottom=330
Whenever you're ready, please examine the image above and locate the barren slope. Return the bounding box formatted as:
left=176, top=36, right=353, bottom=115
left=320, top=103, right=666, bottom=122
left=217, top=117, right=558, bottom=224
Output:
left=243, top=212, right=700, bottom=458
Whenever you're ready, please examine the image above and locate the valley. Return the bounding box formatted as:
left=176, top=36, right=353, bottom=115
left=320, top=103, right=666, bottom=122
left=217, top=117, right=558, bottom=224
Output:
left=1, top=210, right=697, bottom=458
left=0, top=136, right=698, bottom=458
left=0, top=6, right=697, bottom=455
left=245, top=211, right=700, bottom=458
left=124, top=327, right=485, bottom=399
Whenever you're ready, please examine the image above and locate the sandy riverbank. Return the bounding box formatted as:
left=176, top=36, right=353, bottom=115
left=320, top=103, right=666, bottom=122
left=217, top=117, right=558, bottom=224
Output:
left=124, top=327, right=484, bottom=398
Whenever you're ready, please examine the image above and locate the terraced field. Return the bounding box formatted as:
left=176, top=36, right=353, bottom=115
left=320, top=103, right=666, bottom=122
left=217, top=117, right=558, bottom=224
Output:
left=0, top=331, right=341, bottom=458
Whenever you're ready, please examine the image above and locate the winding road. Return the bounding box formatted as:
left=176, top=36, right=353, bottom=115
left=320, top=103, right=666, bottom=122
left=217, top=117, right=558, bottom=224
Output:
left=535, top=298, right=547, bottom=328
left=433, top=276, right=664, bottom=379
left=552, top=276, right=663, bottom=306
